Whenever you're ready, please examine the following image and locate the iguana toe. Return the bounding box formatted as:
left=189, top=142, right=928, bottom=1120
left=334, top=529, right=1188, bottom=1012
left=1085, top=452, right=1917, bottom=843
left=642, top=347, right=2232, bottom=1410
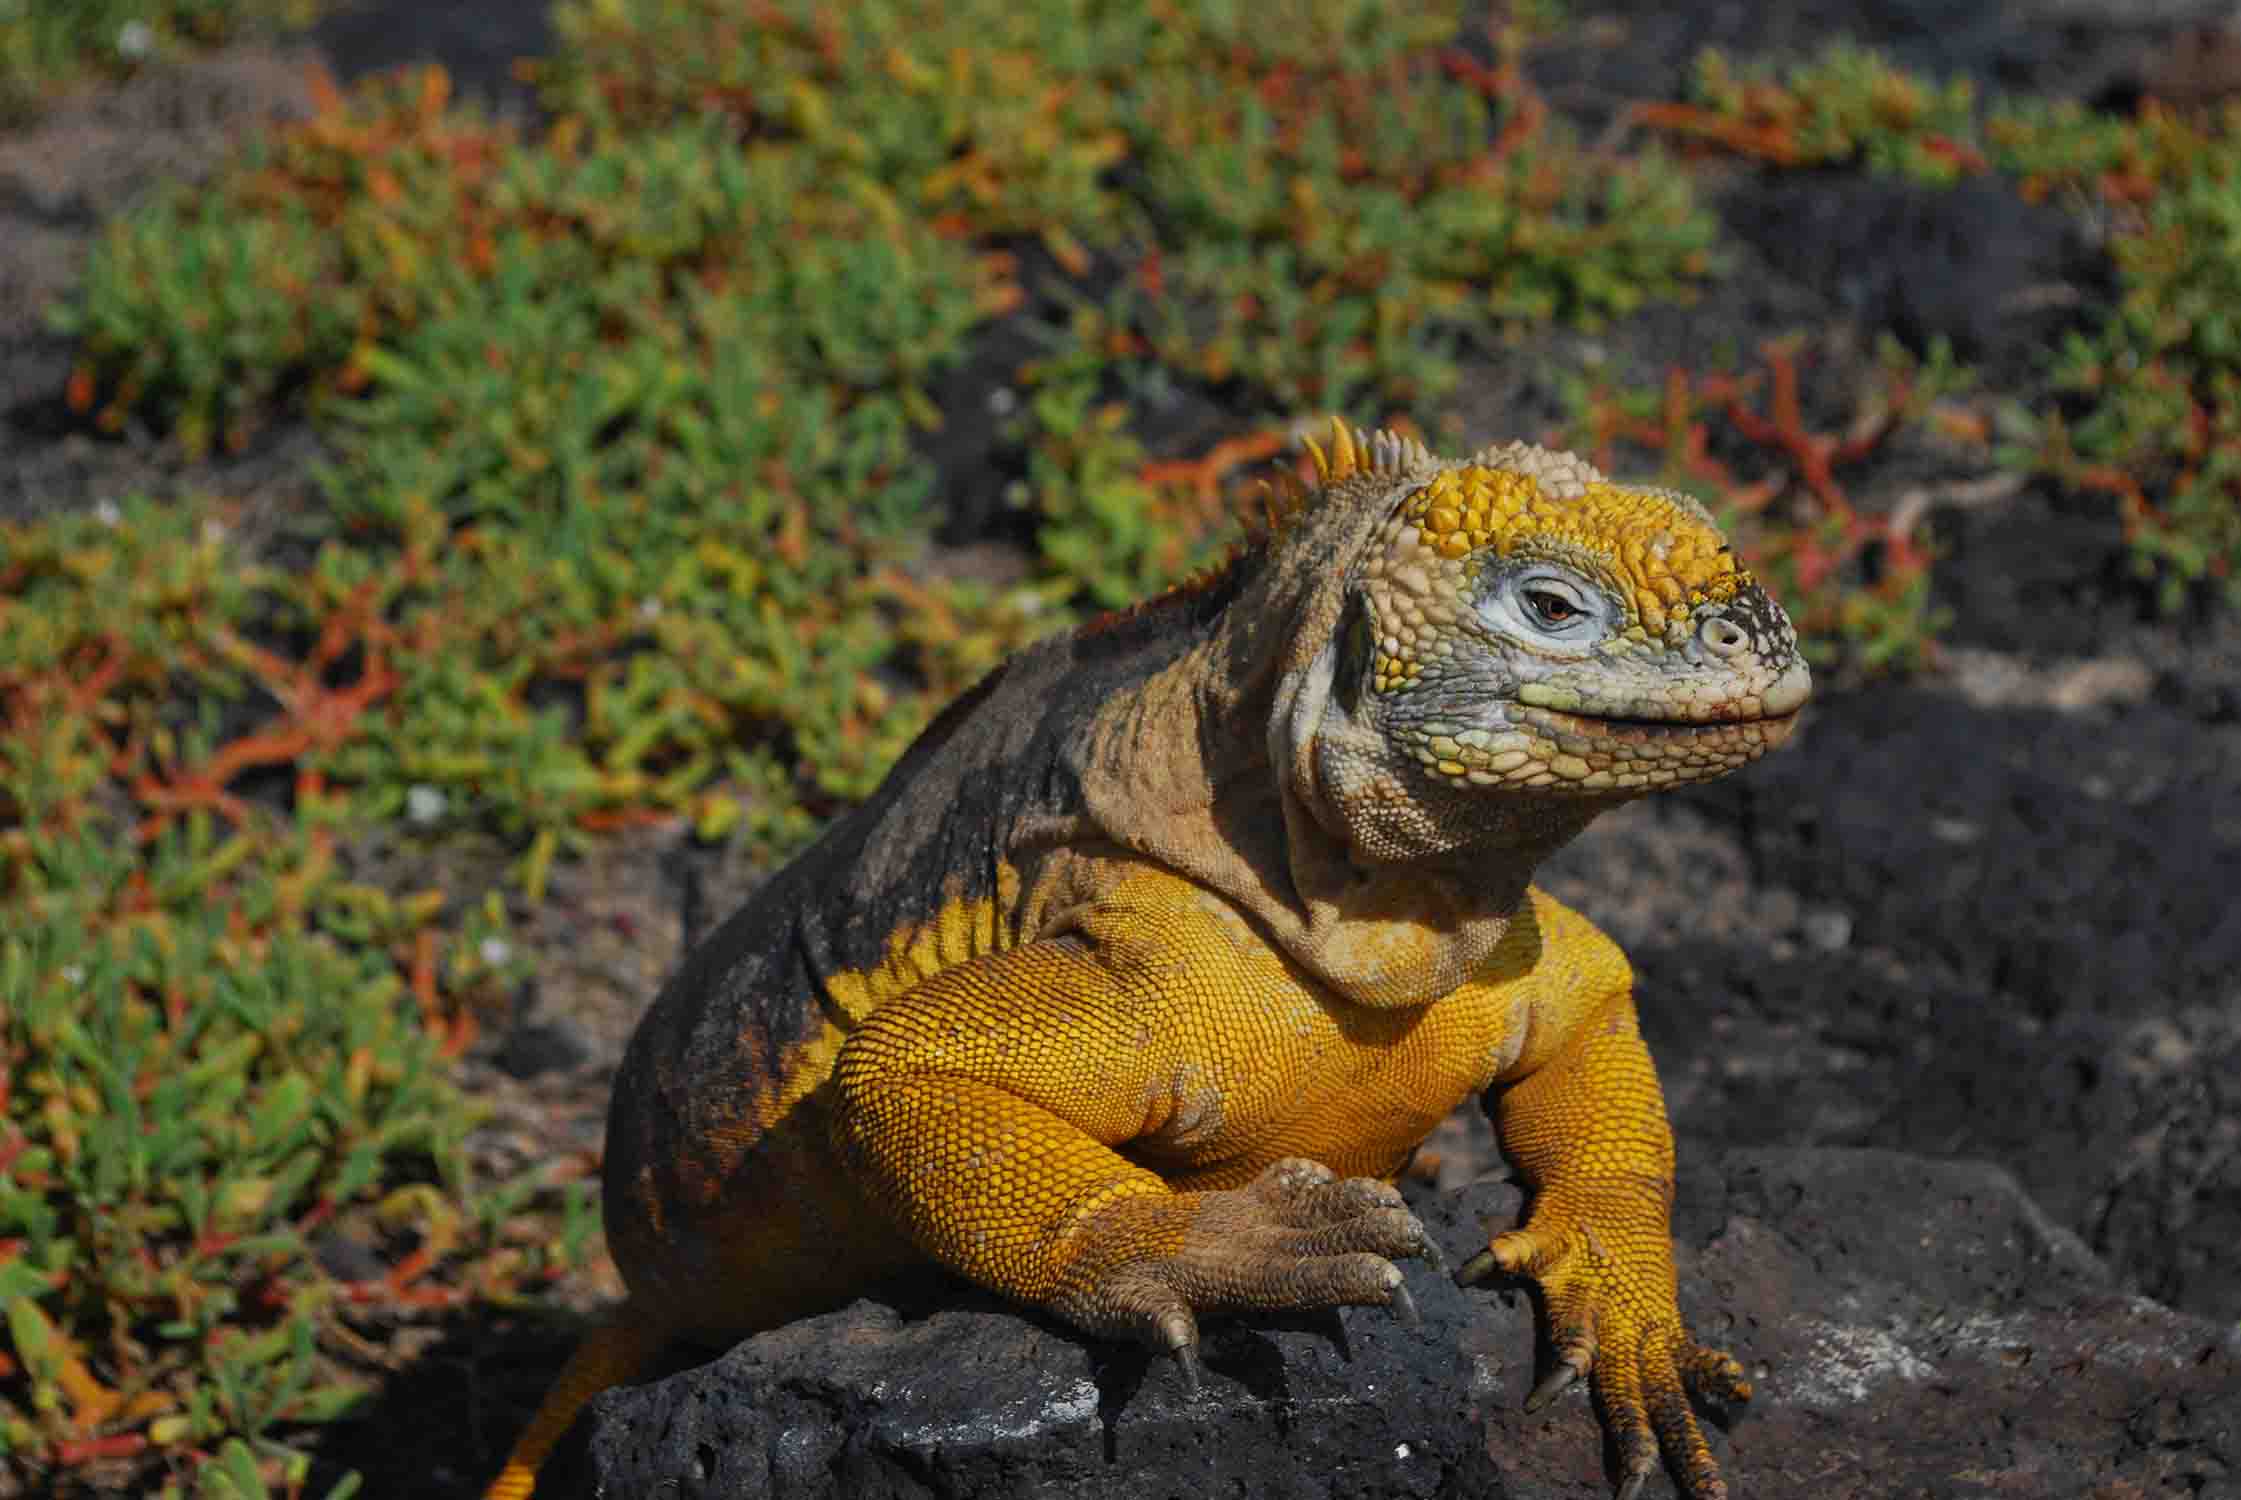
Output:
left=1681, top=1342, right=1754, bottom=1406
left=1051, top=1157, right=1439, bottom=1353
left=1471, top=1187, right=1744, bottom=1498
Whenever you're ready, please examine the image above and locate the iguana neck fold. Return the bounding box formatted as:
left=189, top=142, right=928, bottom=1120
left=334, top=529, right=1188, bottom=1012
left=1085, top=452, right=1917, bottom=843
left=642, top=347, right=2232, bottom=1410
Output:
left=1078, top=498, right=1571, bottom=1010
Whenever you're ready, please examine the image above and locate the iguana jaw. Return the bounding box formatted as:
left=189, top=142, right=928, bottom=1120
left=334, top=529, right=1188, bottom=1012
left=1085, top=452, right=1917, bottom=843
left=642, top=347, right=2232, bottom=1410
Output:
left=1521, top=700, right=1806, bottom=751
left=1499, top=697, right=1804, bottom=792
left=1512, top=651, right=1813, bottom=724
left=1420, top=638, right=1811, bottom=793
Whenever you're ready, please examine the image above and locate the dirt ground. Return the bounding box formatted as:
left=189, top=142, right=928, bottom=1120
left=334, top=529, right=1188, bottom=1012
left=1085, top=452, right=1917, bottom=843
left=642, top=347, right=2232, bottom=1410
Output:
left=3, top=1, right=2238, bottom=1496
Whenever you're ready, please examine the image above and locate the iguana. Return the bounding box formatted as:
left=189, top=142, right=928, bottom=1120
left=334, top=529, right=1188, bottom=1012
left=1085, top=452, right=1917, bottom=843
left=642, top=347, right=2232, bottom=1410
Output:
left=485, top=423, right=1810, bottom=1500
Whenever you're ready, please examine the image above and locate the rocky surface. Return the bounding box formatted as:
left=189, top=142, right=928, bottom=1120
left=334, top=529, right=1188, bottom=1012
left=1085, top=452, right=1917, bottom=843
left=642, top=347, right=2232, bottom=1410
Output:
left=547, top=1259, right=1495, bottom=1500
left=548, top=1148, right=2239, bottom=1498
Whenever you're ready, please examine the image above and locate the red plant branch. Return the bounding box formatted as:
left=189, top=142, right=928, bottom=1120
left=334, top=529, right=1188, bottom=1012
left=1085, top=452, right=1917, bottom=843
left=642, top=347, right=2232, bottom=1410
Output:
left=131, top=580, right=401, bottom=842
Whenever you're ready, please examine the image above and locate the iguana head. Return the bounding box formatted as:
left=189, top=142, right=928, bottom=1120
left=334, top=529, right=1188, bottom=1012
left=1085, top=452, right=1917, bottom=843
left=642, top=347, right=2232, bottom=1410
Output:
left=1273, top=423, right=1811, bottom=866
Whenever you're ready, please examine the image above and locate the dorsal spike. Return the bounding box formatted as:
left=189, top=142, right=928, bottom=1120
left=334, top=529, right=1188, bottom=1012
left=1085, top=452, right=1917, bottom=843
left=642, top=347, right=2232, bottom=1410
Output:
left=1252, top=469, right=1312, bottom=534
left=1301, top=429, right=1331, bottom=484
left=1367, top=427, right=1429, bottom=474
left=1328, top=417, right=1360, bottom=482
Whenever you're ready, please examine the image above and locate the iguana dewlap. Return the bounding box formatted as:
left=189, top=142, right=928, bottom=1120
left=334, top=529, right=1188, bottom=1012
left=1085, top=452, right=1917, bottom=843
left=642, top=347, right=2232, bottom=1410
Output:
left=487, top=424, right=1809, bottom=1500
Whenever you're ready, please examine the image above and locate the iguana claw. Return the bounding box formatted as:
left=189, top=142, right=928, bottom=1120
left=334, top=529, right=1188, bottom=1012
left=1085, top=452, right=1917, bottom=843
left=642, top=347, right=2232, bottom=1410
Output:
left=1453, top=1247, right=1499, bottom=1288
left=1173, top=1341, right=1203, bottom=1397
left=1526, top=1358, right=1581, bottom=1411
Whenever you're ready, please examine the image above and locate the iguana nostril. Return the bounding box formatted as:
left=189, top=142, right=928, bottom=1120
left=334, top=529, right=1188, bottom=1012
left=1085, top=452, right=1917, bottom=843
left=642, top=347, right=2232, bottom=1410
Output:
left=1698, top=616, right=1748, bottom=657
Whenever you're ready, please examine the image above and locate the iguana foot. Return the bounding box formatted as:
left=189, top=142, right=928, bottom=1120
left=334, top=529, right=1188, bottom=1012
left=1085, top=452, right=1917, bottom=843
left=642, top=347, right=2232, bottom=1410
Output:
left=1457, top=1193, right=1751, bottom=1500
left=1050, top=1157, right=1440, bottom=1382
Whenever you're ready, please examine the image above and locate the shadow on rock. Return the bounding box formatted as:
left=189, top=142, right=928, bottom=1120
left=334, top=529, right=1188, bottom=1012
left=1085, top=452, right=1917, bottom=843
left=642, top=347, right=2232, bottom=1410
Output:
left=296, top=1303, right=556, bottom=1500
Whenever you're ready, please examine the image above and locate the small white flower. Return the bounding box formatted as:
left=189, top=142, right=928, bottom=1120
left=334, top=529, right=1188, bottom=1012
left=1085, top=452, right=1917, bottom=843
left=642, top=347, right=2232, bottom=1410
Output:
left=93, top=499, right=121, bottom=527
left=637, top=596, right=662, bottom=621
left=478, top=936, right=513, bottom=968
left=986, top=386, right=1018, bottom=417
left=404, top=784, right=447, bottom=824
left=61, top=964, right=85, bottom=986
left=200, top=518, right=226, bottom=546
left=116, top=20, right=154, bottom=60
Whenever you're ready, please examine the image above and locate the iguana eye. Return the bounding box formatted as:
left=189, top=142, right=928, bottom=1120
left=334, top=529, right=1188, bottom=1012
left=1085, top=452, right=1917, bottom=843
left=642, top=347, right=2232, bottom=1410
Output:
left=1525, top=589, right=1579, bottom=625
left=1481, top=569, right=1602, bottom=646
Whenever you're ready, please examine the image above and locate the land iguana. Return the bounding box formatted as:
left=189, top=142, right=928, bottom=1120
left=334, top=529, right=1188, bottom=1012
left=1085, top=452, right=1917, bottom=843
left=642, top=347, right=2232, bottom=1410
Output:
left=485, top=423, right=1811, bottom=1500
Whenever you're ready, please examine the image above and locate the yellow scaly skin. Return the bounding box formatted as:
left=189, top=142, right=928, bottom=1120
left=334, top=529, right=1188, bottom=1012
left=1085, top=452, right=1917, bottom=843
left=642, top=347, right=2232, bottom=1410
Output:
left=485, top=422, right=1809, bottom=1500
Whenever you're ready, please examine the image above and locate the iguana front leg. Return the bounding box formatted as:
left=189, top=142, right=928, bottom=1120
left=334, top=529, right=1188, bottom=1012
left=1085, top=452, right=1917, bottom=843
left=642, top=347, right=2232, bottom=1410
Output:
left=1467, top=985, right=1751, bottom=1500
left=831, top=925, right=1438, bottom=1376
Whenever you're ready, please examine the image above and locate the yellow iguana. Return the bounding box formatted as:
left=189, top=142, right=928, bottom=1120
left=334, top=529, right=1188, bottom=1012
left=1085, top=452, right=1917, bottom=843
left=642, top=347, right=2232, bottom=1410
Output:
left=487, top=424, right=1810, bottom=1500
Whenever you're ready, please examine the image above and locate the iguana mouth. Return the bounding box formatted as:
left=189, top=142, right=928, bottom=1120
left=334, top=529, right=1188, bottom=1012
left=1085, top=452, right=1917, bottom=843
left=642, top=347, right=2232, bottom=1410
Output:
left=1520, top=703, right=1804, bottom=752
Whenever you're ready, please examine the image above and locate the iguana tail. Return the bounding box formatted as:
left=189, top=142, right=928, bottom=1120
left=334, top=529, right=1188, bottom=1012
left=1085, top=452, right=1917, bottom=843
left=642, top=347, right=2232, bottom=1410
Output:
left=483, top=1311, right=667, bottom=1500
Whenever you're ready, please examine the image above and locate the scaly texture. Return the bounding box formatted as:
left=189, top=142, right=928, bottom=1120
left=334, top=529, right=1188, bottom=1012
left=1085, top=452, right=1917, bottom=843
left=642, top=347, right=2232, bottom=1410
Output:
left=485, top=420, right=1809, bottom=1500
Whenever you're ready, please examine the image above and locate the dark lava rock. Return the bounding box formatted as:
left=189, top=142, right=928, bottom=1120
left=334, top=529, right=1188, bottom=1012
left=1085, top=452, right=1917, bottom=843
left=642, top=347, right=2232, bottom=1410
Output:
left=310, top=0, right=551, bottom=115
left=1606, top=674, right=2241, bottom=1328
left=490, top=1016, right=593, bottom=1081
left=1694, top=686, right=2241, bottom=1026
left=547, top=1237, right=1500, bottom=1500
left=548, top=1148, right=2236, bottom=1499
left=1525, top=0, right=2232, bottom=127
left=1718, top=171, right=2098, bottom=379
left=1482, top=1148, right=2237, bottom=1497
left=1663, top=1150, right=2239, bottom=1499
